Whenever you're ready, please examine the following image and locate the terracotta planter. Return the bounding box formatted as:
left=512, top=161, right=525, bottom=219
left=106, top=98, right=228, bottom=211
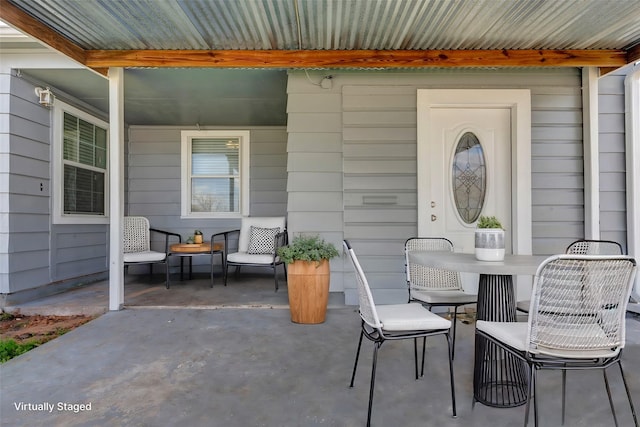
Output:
left=194, top=234, right=203, bottom=244
left=287, top=259, right=330, bottom=324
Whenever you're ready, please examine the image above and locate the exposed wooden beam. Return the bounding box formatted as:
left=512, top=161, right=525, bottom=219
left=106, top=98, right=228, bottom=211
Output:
left=599, top=67, right=621, bottom=77
left=92, top=68, right=109, bottom=77
left=599, top=45, right=640, bottom=76
left=628, top=44, right=640, bottom=65
left=0, top=1, right=631, bottom=71
left=85, top=49, right=627, bottom=69
left=0, top=0, right=86, bottom=65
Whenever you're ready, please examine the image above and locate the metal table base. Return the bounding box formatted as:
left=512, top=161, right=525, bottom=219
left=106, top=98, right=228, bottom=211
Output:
left=473, top=273, right=528, bottom=408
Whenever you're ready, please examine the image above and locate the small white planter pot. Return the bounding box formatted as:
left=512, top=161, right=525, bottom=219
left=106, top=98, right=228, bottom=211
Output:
left=475, top=229, right=505, bottom=261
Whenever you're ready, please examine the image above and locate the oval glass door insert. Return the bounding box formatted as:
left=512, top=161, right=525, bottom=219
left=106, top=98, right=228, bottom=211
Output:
left=452, top=132, right=486, bottom=224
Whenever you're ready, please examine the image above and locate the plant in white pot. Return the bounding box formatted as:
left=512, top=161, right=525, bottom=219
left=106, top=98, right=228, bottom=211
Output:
left=277, top=235, right=340, bottom=324
left=475, top=215, right=505, bottom=261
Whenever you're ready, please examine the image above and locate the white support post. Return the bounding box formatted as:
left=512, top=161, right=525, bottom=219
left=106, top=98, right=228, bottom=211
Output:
left=625, top=65, right=640, bottom=306
left=108, top=67, right=125, bottom=311
left=582, top=67, right=600, bottom=239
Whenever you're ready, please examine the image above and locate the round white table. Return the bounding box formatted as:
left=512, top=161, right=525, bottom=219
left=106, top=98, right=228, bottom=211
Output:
left=407, top=252, right=546, bottom=277
left=407, top=251, right=547, bottom=408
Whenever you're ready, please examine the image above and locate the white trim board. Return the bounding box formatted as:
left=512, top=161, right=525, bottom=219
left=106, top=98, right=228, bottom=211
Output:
left=582, top=67, right=600, bottom=239
left=416, top=89, right=532, bottom=255
left=417, top=89, right=533, bottom=301
left=625, top=65, right=640, bottom=298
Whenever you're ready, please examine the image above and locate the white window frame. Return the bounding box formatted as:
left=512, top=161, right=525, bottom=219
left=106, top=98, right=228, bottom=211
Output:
left=52, top=100, right=109, bottom=224
left=180, top=130, right=250, bottom=218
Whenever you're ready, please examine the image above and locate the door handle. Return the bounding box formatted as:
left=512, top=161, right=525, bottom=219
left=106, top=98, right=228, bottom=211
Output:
left=431, top=214, right=437, bottom=222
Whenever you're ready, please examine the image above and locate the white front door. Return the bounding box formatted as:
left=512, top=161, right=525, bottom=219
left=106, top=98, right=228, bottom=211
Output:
left=425, top=108, right=512, bottom=254
left=417, top=89, right=533, bottom=296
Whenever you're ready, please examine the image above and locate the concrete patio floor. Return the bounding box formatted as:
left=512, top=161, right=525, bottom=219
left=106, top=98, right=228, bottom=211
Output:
left=2, top=272, right=640, bottom=426
left=3, top=269, right=346, bottom=316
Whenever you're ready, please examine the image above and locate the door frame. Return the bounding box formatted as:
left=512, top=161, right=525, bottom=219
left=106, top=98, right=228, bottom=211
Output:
left=416, top=89, right=532, bottom=255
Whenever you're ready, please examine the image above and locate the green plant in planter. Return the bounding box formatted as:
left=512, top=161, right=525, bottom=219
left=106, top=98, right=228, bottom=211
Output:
left=476, top=215, right=504, bottom=230
left=194, top=229, right=203, bottom=236
left=277, top=235, right=339, bottom=265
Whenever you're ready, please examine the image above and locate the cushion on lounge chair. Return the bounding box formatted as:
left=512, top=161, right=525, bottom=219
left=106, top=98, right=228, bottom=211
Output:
left=123, top=250, right=166, bottom=263
left=227, top=252, right=279, bottom=265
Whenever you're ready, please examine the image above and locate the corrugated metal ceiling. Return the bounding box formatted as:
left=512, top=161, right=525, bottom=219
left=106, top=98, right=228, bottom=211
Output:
left=4, top=0, right=640, bottom=126
left=8, top=0, right=640, bottom=52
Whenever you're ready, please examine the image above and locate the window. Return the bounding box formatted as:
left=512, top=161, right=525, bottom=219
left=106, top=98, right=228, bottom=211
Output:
left=181, top=130, right=250, bottom=218
left=452, top=132, right=486, bottom=224
left=53, top=101, right=109, bottom=224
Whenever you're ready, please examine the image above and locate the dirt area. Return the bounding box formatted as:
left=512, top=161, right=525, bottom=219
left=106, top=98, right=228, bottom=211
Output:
left=0, top=313, right=95, bottom=344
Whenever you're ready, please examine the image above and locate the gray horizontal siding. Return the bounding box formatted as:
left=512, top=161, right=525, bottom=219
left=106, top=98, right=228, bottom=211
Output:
left=2, top=74, right=110, bottom=298
left=127, top=125, right=287, bottom=273
left=52, top=227, right=108, bottom=274
left=598, top=71, right=627, bottom=251
left=530, top=80, right=585, bottom=255
left=288, top=69, right=586, bottom=304
left=2, top=75, right=51, bottom=293
left=286, top=89, right=345, bottom=290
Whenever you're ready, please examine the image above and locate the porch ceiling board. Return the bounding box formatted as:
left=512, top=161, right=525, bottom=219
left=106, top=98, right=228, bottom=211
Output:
left=2, top=0, right=640, bottom=72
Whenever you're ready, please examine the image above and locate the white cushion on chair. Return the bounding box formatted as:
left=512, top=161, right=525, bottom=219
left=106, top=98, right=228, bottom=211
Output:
left=534, top=345, right=620, bottom=359
left=411, top=289, right=477, bottom=304
left=123, top=250, right=166, bottom=263
left=377, top=303, right=451, bottom=331
left=476, top=320, right=528, bottom=351
left=227, top=251, right=276, bottom=265
left=477, top=320, right=621, bottom=359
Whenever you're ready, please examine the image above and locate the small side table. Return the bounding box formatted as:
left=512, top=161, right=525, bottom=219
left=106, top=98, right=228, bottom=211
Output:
left=169, top=242, right=224, bottom=287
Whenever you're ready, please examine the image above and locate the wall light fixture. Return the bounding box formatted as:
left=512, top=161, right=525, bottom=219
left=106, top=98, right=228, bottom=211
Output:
left=35, top=87, right=54, bottom=107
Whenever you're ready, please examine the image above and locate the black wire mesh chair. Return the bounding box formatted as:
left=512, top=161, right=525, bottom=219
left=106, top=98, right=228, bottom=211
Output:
left=213, top=216, right=287, bottom=292
left=477, top=254, right=638, bottom=427
left=344, top=240, right=456, bottom=427
left=404, top=237, right=477, bottom=360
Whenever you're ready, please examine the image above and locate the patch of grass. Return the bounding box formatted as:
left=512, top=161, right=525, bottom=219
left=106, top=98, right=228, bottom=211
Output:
left=0, top=328, right=72, bottom=362
left=0, top=313, right=96, bottom=362
left=54, top=327, right=70, bottom=336
left=0, top=312, right=15, bottom=321
left=0, top=338, right=41, bottom=363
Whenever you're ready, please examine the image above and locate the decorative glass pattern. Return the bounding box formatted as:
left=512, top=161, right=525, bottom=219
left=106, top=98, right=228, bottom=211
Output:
left=452, top=132, right=486, bottom=223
